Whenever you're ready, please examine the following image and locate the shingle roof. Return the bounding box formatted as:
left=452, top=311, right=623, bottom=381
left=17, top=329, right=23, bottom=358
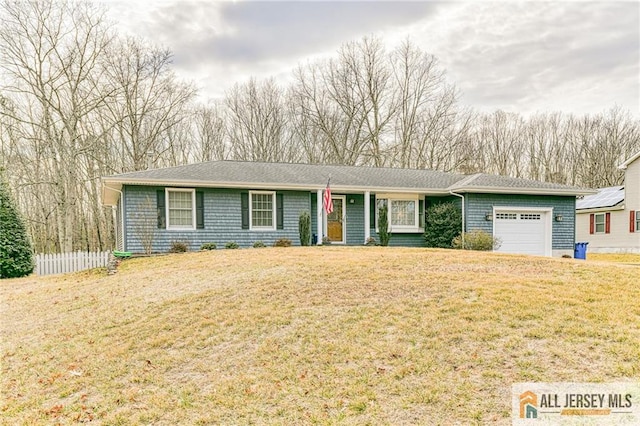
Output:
left=576, top=186, right=625, bottom=210
left=106, top=161, right=466, bottom=191
left=454, top=173, right=589, bottom=192
left=102, top=160, right=595, bottom=205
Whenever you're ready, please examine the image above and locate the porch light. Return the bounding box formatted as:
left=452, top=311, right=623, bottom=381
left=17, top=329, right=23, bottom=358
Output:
left=555, top=214, right=563, bottom=222
left=485, top=213, right=493, bottom=221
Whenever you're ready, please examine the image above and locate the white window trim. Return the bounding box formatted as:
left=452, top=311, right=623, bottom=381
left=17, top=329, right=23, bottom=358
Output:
left=249, top=190, right=277, bottom=231
left=594, top=212, right=606, bottom=234
left=376, top=194, right=421, bottom=233
left=165, top=188, right=196, bottom=230
left=492, top=206, right=553, bottom=257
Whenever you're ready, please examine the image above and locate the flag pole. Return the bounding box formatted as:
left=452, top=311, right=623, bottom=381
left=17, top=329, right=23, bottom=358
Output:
left=322, top=175, right=333, bottom=242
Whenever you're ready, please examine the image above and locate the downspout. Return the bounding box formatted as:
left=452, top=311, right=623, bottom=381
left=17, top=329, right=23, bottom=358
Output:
left=449, top=190, right=465, bottom=248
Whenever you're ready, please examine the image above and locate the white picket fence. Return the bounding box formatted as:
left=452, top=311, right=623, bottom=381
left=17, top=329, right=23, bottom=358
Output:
left=35, top=251, right=111, bottom=276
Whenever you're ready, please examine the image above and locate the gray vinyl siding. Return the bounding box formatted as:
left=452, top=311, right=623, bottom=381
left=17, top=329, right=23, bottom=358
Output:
left=311, top=192, right=318, bottom=242
left=465, top=193, right=576, bottom=249
left=368, top=228, right=425, bottom=247
left=345, top=194, right=365, bottom=245
left=124, top=185, right=311, bottom=252
left=377, top=233, right=425, bottom=247
left=426, top=195, right=462, bottom=209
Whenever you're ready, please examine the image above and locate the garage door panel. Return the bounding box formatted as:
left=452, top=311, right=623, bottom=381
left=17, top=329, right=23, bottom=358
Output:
left=494, top=210, right=549, bottom=256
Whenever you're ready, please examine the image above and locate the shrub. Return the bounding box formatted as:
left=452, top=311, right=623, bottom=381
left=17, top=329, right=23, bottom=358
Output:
left=225, top=241, right=240, bottom=249
left=132, top=195, right=156, bottom=255
left=298, top=211, right=311, bottom=246
left=169, top=241, right=189, bottom=253
left=200, top=243, right=217, bottom=250
left=365, top=237, right=377, bottom=246
left=424, top=202, right=462, bottom=248
left=452, top=229, right=502, bottom=251
left=252, top=241, right=266, bottom=248
left=273, top=238, right=292, bottom=247
left=0, top=173, right=34, bottom=278
left=378, top=204, right=390, bottom=246
left=322, top=236, right=331, bottom=245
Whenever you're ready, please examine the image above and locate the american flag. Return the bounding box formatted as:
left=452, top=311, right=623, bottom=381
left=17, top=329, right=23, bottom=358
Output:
left=323, top=179, right=333, bottom=214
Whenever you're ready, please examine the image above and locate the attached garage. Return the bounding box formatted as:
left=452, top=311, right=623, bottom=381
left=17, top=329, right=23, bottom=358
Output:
left=493, top=207, right=552, bottom=256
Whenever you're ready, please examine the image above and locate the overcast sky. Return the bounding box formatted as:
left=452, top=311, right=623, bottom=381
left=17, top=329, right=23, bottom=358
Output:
left=105, top=0, right=640, bottom=117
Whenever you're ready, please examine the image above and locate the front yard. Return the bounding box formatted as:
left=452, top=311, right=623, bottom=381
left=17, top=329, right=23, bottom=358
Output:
left=1, top=247, right=638, bottom=424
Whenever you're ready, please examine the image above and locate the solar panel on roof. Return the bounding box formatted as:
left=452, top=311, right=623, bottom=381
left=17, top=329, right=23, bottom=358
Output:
left=576, top=186, right=624, bottom=209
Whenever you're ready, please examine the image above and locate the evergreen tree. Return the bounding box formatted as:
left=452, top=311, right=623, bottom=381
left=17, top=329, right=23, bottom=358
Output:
left=378, top=204, right=390, bottom=246
left=0, top=172, right=34, bottom=278
left=298, top=211, right=311, bottom=246
left=424, top=202, right=462, bottom=248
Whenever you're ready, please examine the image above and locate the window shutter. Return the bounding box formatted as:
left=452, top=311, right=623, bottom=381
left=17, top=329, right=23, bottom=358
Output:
left=605, top=212, right=611, bottom=234
left=370, top=194, right=376, bottom=229
left=589, top=214, right=594, bottom=234
left=196, top=191, right=204, bottom=229
left=631, top=211, right=636, bottom=233
left=241, top=192, right=249, bottom=229
left=157, top=190, right=166, bottom=229
left=276, top=193, right=284, bottom=230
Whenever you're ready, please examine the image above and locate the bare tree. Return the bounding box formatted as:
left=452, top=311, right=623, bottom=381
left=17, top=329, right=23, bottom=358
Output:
left=192, top=102, right=227, bottom=162
left=389, top=39, right=462, bottom=170
left=102, top=37, right=196, bottom=171
left=225, top=77, right=298, bottom=162
left=0, top=0, right=112, bottom=252
left=0, top=1, right=197, bottom=252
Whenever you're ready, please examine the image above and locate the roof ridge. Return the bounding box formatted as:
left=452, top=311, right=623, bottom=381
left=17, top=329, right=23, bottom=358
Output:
left=218, top=160, right=460, bottom=175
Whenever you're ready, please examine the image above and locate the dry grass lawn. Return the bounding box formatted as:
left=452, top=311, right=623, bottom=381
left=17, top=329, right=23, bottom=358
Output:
left=1, top=247, right=639, bottom=425
left=588, top=252, right=640, bottom=265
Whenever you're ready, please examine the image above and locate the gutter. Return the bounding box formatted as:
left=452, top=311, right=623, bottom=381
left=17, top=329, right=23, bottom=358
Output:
left=101, top=178, right=454, bottom=197
left=446, top=186, right=596, bottom=196
left=576, top=204, right=625, bottom=214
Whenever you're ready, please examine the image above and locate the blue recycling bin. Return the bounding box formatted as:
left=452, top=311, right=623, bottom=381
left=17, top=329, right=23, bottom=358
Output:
left=574, top=242, right=588, bottom=260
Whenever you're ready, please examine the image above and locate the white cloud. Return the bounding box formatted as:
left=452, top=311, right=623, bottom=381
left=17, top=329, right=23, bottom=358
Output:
left=408, top=1, right=640, bottom=115
left=105, top=0, right=639, bottom=116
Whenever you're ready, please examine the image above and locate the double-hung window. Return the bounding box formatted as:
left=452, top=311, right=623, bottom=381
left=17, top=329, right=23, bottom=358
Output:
left=166, top=188, right=196, bottom=230
left=250, top=191, right=276, bottom=230
left=594, top=213, right=605, bottom=234
left=636, top=211, right=640, bottom=232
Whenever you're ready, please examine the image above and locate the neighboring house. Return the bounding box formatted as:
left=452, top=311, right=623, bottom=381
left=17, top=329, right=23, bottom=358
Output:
left=576, top=151, right=640, bottom=253
left=101, top=161, right=593, bottom=257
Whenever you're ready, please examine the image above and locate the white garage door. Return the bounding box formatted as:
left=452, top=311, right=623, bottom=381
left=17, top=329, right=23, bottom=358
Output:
left=493, top=210, right=550, bottom=256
